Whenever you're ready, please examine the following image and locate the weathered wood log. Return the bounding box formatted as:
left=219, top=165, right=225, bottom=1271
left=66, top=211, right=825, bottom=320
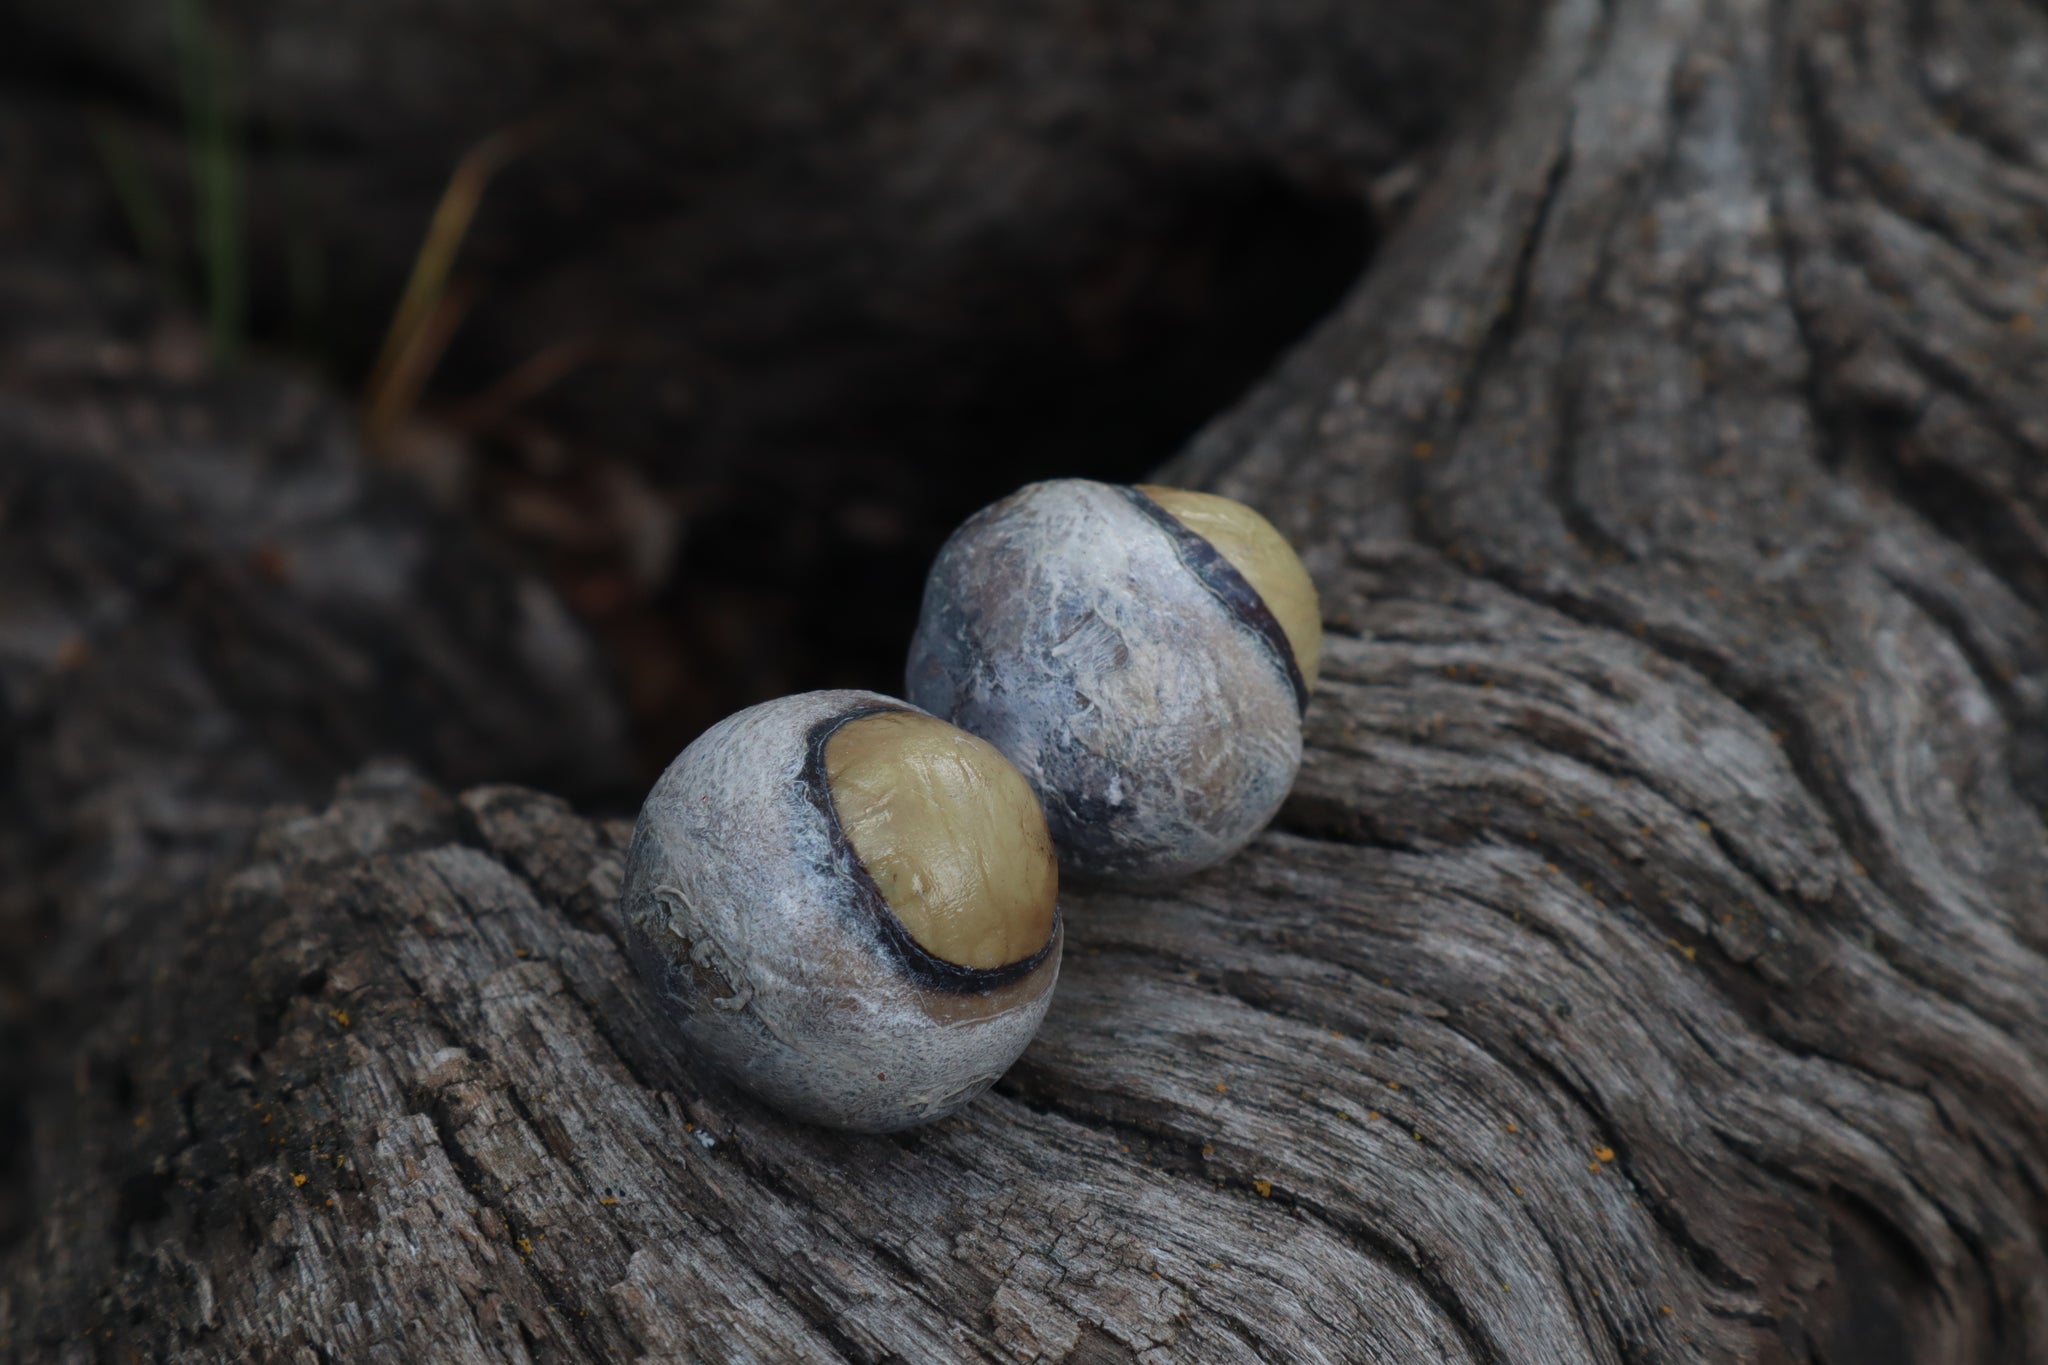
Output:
left=0, top=246, right=635, bottom=1251
left=7, top=0, right=2048, bottom=1359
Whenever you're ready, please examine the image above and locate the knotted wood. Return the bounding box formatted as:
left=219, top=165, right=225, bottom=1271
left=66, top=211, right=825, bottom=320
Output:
left=6, top=0, right=2048, bottom=1360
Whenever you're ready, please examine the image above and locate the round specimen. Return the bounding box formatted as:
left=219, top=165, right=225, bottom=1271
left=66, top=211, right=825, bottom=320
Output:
left=1132, top=485, right=1322, bottom=692
left=906, top=478, right=1320, bottom=884
left=619, top=690, right=1063, bottom=1132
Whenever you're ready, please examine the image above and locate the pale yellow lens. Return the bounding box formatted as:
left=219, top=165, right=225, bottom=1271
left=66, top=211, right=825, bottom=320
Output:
left=825, top=711, right=1058, bottom=970
left=1137, top=485, right=1322, bottom=691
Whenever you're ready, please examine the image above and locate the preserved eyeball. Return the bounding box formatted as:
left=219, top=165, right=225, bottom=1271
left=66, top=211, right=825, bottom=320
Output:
left=906, top=478, right=1320, bottom=884
left=618, top=690, right=1062, bottom=1131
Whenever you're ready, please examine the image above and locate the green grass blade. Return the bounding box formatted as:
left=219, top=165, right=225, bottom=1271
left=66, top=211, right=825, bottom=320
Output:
left=172, top=0, right=244, bottom=364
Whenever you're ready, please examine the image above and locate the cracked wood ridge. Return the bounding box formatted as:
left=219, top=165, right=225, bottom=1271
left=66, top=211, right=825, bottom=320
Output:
left=7, top=0, right=2048, bottom=1360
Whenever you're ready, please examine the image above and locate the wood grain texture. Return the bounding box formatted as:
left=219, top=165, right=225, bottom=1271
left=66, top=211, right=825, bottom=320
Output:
left=0, top=249, right=635, bottom=1250
left=6, top=0, right=2048, bottom=1359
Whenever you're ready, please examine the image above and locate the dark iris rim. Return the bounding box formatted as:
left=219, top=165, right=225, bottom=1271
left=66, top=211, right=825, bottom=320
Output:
left=1119, top=485, right=1311, bottom=715
left=801, top=702, right=1061, bottom=995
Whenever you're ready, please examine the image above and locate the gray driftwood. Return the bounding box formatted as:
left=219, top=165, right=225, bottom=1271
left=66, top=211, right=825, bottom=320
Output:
left=7, top=0, right=2048, bottom=1359
left=0, top=249, right=634, bottom=1252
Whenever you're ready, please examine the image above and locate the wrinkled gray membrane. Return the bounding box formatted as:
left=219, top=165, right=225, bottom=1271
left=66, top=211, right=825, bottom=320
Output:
left=907, top=480, right=1302, bottom=883
left=619, top=689, right=1062, bottom=1131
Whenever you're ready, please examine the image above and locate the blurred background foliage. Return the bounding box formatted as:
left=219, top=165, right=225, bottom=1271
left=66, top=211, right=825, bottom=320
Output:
left=0, top=0, right=1519, bottom=770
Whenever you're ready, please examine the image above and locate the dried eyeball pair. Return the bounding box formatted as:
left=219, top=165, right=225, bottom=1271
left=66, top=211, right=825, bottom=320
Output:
left=907, top=478, right=1320, bottom=884
left=619, top=690, right=1061, bottom=1132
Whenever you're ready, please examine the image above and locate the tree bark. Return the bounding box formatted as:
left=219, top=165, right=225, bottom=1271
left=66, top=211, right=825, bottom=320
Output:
left=7, top=0, right=2048, bottom=1360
